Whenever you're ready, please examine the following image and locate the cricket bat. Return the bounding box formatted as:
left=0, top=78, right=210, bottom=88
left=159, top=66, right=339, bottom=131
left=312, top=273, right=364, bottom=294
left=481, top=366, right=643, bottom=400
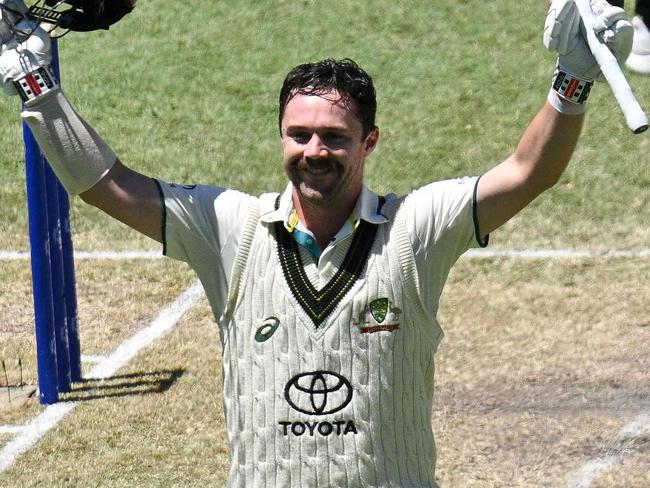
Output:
left=575, top=0, right=648, bottom=133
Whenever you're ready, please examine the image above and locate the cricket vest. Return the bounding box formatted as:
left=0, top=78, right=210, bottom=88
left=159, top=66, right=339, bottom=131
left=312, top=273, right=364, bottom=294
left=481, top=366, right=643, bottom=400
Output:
left=218, top=193, right=443, bottom=488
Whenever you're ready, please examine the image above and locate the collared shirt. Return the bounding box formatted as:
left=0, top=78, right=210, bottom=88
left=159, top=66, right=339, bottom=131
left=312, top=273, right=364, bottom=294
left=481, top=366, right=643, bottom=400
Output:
left=157, top=176, right=487, bottom=321
left=157, top=175, right=487, bottom=488
left=259, top=183, right=388, bottom=261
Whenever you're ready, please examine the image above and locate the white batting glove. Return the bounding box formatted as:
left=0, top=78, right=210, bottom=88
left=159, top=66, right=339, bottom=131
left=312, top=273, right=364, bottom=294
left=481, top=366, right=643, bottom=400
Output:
left=0, top=20, right=56, bottom=99
left=544, top=0, right=633, bottom=81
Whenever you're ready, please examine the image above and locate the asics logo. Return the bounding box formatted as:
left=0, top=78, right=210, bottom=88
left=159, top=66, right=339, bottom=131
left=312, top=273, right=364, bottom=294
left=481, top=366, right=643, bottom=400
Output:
left=254, top=317, right=280, bottom=342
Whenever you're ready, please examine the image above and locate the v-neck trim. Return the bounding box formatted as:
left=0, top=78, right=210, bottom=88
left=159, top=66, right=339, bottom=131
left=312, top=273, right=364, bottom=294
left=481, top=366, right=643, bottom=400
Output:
left=274, top=219, right=378, bottom=329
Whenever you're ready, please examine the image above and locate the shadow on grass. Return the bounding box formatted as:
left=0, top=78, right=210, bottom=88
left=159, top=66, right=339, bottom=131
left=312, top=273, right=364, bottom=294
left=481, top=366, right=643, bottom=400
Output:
left=61, top=369, right=185, bottom=402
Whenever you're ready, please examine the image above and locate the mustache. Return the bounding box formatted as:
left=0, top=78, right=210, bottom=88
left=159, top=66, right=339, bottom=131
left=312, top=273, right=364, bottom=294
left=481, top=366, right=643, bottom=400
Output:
left=296, top=157, right=339, bottom=168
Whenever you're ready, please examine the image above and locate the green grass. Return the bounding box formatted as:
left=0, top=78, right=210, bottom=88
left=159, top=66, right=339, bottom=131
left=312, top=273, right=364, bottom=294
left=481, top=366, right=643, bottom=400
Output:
left=0, top=2, right=649, bottom=485
left=0, top=0, right=648, bottom=250
left=1, top=259, right=647, bottom=487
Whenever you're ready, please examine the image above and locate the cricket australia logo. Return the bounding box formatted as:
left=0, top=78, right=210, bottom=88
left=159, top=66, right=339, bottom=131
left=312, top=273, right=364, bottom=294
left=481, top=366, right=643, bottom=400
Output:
left=353, top=298, right=401, bottom=334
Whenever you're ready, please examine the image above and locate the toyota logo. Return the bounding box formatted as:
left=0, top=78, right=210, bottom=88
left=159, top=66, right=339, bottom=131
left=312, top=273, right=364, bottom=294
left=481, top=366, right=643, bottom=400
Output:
left=284, top=371, right=353, bottom=415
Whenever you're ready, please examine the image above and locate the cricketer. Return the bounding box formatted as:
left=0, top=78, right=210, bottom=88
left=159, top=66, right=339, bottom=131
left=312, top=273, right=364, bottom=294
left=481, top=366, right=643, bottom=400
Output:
left=0, top=0, right=634, bottom=485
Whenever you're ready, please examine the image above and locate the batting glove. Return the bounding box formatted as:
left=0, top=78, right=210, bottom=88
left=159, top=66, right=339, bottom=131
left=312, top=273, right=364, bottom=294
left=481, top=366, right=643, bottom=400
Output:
left=0, top=20, right=57, bottom=100
left=544, top=0, right=633, bottom=82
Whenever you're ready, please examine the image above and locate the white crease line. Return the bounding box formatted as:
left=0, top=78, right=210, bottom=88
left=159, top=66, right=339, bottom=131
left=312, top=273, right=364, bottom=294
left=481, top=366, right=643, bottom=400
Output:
left=3, top=249, right=650, bottom=261
left=80, top=354, right=109, bottom=364
left=86, top=282, right=204, bottom=380
left=75, top=251, right=162, bottom=260
left=0, top=281, right=204, bottom=474
left=618, top=414, right=650, bottom=438
left=0, top=426, right=26, bottom=435
left=0, top=402, right=75, bottom=473
left=561, top=413, right=650, bottom=488
left=564, top=457, right=620, bottom=488
left=463, top=249, right=650, bottom=259
left=0, top=251, right=162, bottom=260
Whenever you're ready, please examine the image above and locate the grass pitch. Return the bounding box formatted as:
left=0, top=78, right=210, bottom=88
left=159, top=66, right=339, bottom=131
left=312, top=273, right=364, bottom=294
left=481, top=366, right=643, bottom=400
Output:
left=0, top=0, right=648, bottom=250
left=0, top=0, right=648, bottom=486
left=0, top=260, right=647, bottom=487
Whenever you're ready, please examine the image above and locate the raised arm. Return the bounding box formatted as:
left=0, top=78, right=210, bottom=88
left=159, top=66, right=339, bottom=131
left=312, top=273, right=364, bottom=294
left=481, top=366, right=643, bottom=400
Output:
left=0, top=3, right=163, bottom=242
left=475, top=0, right=633, bottom=237
left=20, top=82, right=164, bottom=242
left=476, top=102, right=582, bottom=237
left=79, top=160, right=163, bottom=242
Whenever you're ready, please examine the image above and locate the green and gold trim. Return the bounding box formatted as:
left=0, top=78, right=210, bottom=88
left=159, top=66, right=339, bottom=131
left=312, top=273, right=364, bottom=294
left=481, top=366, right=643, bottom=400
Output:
left=274, top=220, right=378, bottom=328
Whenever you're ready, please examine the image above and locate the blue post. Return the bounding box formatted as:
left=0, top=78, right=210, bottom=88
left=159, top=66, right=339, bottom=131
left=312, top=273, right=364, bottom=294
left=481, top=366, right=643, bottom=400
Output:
left=24, top=122, right=59, bottom=405
left=45, top=164, right=71, bottom=393
left=59, top=182, right=81, bottom=383
left=24, top=38, right=81, bottom=403
left=50, top=38, right=81, bottom=386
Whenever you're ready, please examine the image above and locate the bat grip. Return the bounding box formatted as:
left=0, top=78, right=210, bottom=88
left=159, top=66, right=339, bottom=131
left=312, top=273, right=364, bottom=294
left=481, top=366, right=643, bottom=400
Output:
left=575, top=0, right=649, bottom=133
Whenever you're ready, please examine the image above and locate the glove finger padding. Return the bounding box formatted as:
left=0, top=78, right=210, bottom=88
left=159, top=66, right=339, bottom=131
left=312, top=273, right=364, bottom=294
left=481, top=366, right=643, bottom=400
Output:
left=545, top=0, right=632, bottom=81
left=592, top=7, right=633, bottom=61
left=0, top=22, right=52, bottom=97
left=0, top=22, right=50, bottom=79
left=544, top=0, right=581, bottom=54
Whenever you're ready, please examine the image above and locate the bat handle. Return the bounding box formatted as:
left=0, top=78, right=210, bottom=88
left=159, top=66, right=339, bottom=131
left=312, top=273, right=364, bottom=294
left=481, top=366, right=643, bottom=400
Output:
left=575, top=0, right=649, bottom=134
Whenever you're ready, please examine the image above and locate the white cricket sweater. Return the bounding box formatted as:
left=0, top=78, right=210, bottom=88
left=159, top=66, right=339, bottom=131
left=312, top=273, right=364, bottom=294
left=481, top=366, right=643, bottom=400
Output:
left=219, top=194, right=440, bottom=487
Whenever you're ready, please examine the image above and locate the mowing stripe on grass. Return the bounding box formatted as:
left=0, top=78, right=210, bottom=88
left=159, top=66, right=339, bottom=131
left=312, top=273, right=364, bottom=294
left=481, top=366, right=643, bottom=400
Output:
left=561, top=413, right=650, bottom=488
left=0, top=281, right=204, bottom=474
left=0, top=250, right=162, bottom=260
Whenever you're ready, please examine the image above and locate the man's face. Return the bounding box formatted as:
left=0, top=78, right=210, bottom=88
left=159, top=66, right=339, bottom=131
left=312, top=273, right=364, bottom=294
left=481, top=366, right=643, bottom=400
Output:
left=280, top=92, right=379, bottom=209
